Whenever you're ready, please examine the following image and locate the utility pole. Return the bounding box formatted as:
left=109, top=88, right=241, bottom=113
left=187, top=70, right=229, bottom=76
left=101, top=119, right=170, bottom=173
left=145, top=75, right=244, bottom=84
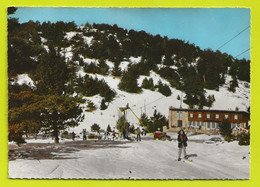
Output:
left=144, top=99, right=146, bottom=114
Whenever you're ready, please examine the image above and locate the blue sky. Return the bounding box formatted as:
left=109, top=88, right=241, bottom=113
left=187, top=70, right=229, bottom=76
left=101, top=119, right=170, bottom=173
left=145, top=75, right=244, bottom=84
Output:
left=10, top=7, right=251, bottom=60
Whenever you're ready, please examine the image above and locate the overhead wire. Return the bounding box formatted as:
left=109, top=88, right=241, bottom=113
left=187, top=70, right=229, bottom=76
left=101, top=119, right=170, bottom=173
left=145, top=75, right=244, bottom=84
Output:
left=217, top=25, right=250, bottom=50
left=131, top=91, right=158, bottom=108
left=234, top=48, right=251, bottom=59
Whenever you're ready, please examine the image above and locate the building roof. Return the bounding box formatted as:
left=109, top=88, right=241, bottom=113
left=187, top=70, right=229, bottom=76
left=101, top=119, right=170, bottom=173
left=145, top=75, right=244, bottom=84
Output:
left=169, top=107, right=250, bottom=115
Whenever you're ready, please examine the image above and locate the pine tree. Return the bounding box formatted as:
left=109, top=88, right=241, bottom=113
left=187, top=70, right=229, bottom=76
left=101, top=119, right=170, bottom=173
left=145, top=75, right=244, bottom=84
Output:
left=140, top=113, right=152, bottom=132
left=86, top=100, right=96, bottom=112
left=8, top=90, right=85, bottom=144
left=219, top=121, right=233, bottom=142
left=106, top=124, right=112, bottom=133
left=150, top=110, right=168, bottom=132
left=141, top=78, right=149, bottom=89
left=91, top=123, right=101, bottom=132
left=148, top=78, right=155, bottom=90
left=118, top=69, right=141, bottom=93
left=8, top=44, right=85, bottom=144
left=100, top=98, right=108, bottom=110
left=112, top=58, right=122, bottom=77
left=98, top=58, right=109, bottom=75
left=33, top=46, right=69, bottom=95
left=156, top=80, right=171, bottom=96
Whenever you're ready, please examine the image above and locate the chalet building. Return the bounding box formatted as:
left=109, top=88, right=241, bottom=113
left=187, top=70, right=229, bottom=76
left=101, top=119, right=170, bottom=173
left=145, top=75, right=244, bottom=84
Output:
left=163, top=107, right=250, bottom=134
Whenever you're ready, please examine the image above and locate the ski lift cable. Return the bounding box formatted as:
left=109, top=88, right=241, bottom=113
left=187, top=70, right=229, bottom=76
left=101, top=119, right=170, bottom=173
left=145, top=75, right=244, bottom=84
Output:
left=234, top=48, right=251, bottom=58
left=217, top=25, right=250, bottom=50
left=131, top=91, right=158, bottom=108
left=133, top=96, right=166, bottom=112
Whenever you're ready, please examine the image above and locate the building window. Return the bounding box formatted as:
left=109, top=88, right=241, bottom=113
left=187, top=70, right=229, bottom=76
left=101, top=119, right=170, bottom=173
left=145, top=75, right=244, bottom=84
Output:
left=207, top=122, right=211, bottom=129
left=196, top=121, right=200, bottom=128
left=237, top=124, right=240, bottom=128
left=198, top=114, right=202, bottom=118
left=225, top=115, right=229, bottom=119
left=201, top=122, right=204, bottom=126
left=190, top=113, right=193, bottom=118
left=207, top=114, right=210, bottom=119
left=215, top=114, right=219, bottom=119
left=192, top=121, right=196, bottom=127
left=234, top=115, right=238, bottom=120
left=231, top=123, right=236, bottom=128
left=177, top=112, right=183, bottom=118
left=216, top=123, right=220, bottom=129
left=212, top=122, right=215, bottom=129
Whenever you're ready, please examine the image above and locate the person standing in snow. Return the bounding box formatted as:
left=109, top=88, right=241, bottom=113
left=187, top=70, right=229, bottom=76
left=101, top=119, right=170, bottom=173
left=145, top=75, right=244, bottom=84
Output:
left=82, top=129, right=87, bottom=141
left=142, top=128, right=146, bottom=136
left=112, top=130, right=116, bottom=141
left=122, top=128, right=126, bottom=139
left=177, top=129, right=188, bottom=161
left=72, top=132, right=76, bottom=141
left=136, top=127, right=141, bottom=142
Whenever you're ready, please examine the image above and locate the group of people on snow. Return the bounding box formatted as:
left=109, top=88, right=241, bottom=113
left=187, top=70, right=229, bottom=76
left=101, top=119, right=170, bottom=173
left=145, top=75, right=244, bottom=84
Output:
left=69, top=127, right=147, bottom=142
left=68, top=127, right=189, bottom=161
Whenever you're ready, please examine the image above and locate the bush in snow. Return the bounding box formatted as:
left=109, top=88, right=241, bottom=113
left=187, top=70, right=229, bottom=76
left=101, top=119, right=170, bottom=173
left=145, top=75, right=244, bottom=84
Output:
left=88, top=134, right=95, bottom=139
left=91, top=123, right=101, bottom=132
left=228, top=76, right=239, bottom=93
left=156, top=80, right=171, bottom=97
left=86, top=100, right=96, bottom=112
left=129, top=125, right=135, bottom=134
left=219, top=121, right=233, bottom=142
left=238, top=132, right=250, bottom=146
left=142, top=78, right=155, bottom=91
left=75, top=75, right=116, bottom=103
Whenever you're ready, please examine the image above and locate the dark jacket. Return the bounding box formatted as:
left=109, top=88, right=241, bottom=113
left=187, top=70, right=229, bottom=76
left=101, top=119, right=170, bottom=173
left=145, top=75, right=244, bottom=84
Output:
left=177, top=131, right=188, bottom=148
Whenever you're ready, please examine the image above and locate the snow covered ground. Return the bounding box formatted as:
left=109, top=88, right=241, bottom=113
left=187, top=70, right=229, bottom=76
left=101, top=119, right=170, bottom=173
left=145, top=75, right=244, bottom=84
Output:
left=8, top=134, right=250, bottom=179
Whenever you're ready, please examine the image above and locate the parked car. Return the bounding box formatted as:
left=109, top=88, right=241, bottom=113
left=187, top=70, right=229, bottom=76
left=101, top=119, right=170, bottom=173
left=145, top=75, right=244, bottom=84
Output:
left=154, top=132, right=164, bottom=139
left=204, top=137, right=223, bottom=144
left=209, top=137, right=223, bottom=142
left=158, top=133, right=172, bottom=141
left=154, top=132, right=171, bottom=141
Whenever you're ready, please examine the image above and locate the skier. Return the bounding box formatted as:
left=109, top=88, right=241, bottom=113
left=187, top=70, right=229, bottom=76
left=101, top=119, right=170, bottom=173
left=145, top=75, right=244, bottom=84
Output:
left=82, top=129, right=87, bottom=141
left=72, top=132, right=76, bottom=141
left=122, top=128, right=126, bottom=139
left=104, top=131, right=107, bottom=140
left=177, top=129, right=188, bottom=161
left=136, top=127, right=141, bottom=142
left=112, top=130, right=116, bottom=141
left=143, top=128, right=146, bottom=136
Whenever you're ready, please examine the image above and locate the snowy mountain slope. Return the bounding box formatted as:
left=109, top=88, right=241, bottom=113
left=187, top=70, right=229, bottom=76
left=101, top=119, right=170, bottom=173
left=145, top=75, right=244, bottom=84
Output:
left=13, top=31, right=250, bottom=133
left=14, top=64, right=250, bottom=134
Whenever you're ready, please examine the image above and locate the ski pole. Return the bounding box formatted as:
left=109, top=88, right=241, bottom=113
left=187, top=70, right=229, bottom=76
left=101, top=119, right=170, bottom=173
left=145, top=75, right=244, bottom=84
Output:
left=185, top=122, right=192, bottom=140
